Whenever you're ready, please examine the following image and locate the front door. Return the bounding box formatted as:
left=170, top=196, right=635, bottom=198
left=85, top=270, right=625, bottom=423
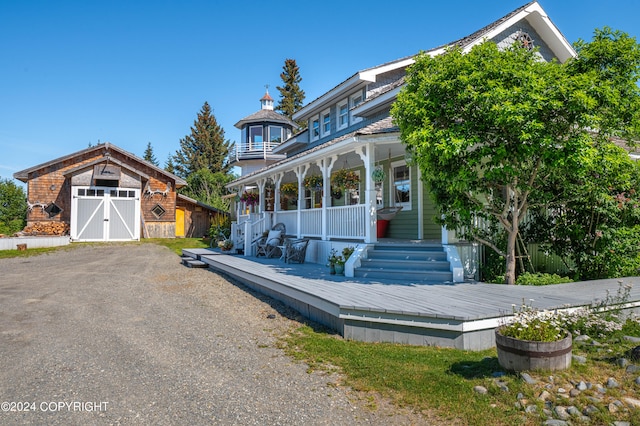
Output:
left=71, top=187, right=140, bottom=241
left=175, top=208, right=185, bottom=237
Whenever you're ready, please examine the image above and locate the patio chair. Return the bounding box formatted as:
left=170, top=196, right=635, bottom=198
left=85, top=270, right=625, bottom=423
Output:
left=255, top=223, right=286, bottom=258
left=284, top=238, right=309, bottom=264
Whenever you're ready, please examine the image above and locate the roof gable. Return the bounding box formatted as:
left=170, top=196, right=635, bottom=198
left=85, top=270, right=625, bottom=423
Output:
left=13, top=142, right=186, bottom=186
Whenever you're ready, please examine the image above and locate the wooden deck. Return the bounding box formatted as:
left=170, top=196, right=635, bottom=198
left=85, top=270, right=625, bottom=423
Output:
left=182, top=248, right=640, bottom=350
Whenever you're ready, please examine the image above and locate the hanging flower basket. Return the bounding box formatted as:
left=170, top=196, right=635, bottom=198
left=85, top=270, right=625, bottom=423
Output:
left=303, top=175, right=323, bottom=190
left=240, top=190, right=259, bottom=207
left=371, top=166, right=386, bottom=183
left=332, top=169, right=360, bottom=190
left=280, top=182, right=298, bottom=198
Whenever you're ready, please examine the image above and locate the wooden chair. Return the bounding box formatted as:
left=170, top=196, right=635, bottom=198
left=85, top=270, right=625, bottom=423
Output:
left=284, top=238, right=309, bottom=264
left=255, top=223, right=286, bottom=258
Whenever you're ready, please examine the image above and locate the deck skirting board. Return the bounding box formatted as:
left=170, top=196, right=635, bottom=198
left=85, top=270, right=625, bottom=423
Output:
left=183, top=249, right=640, bottom=351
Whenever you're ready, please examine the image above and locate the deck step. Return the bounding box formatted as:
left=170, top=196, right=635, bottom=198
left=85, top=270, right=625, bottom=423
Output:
left=354, top=267, right=453, bottom=283
left=185, top=259, right=208, bottom=268
left=359, top=258, right=451, bottom=271
left=354, top=243, right=453, bottom=283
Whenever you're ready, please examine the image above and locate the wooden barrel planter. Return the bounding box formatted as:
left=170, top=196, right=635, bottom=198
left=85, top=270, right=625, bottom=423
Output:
left=495, top=329, right=572, bottom=372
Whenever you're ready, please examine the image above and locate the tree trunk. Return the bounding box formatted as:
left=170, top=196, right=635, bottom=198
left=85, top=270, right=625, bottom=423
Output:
left=504, top=227, right=518, bottom=285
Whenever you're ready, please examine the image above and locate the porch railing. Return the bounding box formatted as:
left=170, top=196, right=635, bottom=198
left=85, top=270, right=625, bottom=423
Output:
left=327, top=204, right=366, bottom=238
left=273, top=210, right=297, bottom=236
left=300, top=209, right=322, bottom=237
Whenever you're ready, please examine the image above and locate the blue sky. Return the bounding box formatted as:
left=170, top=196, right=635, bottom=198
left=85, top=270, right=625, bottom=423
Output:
left=1, top=1, right=639, bottom=184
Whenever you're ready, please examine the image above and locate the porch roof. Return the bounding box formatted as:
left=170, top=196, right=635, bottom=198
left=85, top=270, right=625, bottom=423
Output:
left=227, top=116, right=398, bottom=186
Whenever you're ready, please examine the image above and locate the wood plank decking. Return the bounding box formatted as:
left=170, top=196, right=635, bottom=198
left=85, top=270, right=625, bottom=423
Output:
left=182, top=248, right=640, bottom=350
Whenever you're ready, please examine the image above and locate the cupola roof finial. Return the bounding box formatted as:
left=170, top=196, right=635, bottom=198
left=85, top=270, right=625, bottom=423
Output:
left=260, top=84, right=274, bottom=110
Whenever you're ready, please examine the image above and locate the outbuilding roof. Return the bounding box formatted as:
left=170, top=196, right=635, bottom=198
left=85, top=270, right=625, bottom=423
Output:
left=13, top=142, right=187, bottom=187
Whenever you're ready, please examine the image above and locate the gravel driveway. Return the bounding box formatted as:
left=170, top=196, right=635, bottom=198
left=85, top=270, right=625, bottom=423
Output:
left=0, top=243, right=430, bottom=425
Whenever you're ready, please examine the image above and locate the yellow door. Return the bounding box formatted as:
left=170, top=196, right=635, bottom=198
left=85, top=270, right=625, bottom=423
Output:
left=175, top=208, right=185, bottom=237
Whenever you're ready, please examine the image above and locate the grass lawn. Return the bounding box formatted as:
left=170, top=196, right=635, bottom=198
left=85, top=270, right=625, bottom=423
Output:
left=284, top=322, right=640, bottom=425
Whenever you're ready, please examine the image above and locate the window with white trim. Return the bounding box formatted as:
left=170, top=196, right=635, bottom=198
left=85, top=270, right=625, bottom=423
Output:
left=338, top=100, right=348, bottom=130
left=322, top=109, right=331, bottom=136
left=392, top=161, right=411, bottom=210
left=311, top=116, right=320, bottom=140
left=350, top=92, right=363, bottom=125
left=268, top=125, right=283, bottom=144
left=249, top=126, right=263, bottom=150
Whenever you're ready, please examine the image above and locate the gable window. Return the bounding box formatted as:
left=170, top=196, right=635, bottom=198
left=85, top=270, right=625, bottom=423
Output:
left=322, top=109, right=331, bottom=136
left=311, top=116, right=320, bottom=140
left=249, top=126, right=263, bottom=150
left=350, top=92, right=363, bottom=125
left=269, top=125, right=283, bottom=144
left=338, top=100, right=348, bottom=130
left=392, top=161, right=411, bottom=210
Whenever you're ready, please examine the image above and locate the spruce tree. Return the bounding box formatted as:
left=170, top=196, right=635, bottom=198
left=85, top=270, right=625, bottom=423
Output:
left=275, top=59, right=305, bottom=126
left=143, top=142, right=159, bottom=166
left=164, top=156, right=175, bottom=174
left=172, top=102, right=234, bottom=179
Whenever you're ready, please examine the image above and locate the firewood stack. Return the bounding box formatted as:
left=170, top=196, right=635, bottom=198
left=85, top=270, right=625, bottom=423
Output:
left=21, top=222, right=70, bottom=236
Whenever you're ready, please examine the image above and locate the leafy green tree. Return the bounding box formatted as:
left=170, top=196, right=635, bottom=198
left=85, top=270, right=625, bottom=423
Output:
left=275, top=59, right=306, bottom=127
left=391, top=28, right=640, bottom=284
left=180, top=168, right=235, bottom=211
left=143, top=142, right=159, bottom=166
left=172, top=102, right=234, bottom=179
left=0, top=178, right=27, bottom=235
left=526, top=143, right=640, bottom=280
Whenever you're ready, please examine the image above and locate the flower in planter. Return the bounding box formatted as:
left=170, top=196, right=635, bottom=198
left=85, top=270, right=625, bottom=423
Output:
left=303, top=174, right=323, bottom=190
left=240, top=190, right=259, bottom=207
left=498, top=299, right=567, bottom=342
left=217, top=238, right=234, bottom=251
left=280, top=182, right=298, bottom=198
left=332, top=169, right=360, bottom=191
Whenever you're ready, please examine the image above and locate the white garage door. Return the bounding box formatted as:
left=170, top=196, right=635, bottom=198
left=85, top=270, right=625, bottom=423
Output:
left=71, top=187, right=140, bottom=241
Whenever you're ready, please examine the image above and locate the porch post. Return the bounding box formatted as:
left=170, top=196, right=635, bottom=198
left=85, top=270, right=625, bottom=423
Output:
left=295, top=165, right=306, bottom=239
left=320, top=156, right=337, bottom=241
left=273, top=173, right=283, bottom=224
left=356, top=144, right=377, bottom=244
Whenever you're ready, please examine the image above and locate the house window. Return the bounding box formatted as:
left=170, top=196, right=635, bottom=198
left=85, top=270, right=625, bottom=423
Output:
left=392, top=161, right=411, bottom=210
left=338, top=100, right=348, bottom=130
left=151, top=204, right=166, bottom=219
left=350, top=92, right=363, bottom=125
left=269, top=125, right=283, bottom=144
left=44, top=202, right=62, bottom=218
left=311, top=116, right=320, bottom=140
left=249, top=126, right=263, bottom=150
left=322, top=109, right=331, bottom=136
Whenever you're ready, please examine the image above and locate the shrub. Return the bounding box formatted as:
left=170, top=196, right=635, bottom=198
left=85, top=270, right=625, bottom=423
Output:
left=515, top=272, right=573, bottom=286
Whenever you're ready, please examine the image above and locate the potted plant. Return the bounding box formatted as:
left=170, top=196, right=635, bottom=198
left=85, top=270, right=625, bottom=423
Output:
left=371, top=166, right=386, bottom=183
left=240, top=190, right=259, bottom=207
left=327, top=248, right=339, bottom=275
left=303, top=174, right=323, bottom=190
left=332, top=169, right=360, bottom=191
left=217, top=238, right=234, bottom=252
left=495, top=300, right=572, bottom=372
left=280, top=182, right=298, bottom=199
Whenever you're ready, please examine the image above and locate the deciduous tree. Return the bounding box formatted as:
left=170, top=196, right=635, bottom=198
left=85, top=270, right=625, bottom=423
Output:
left=391, top=28, right=640, bottom=284
left=0, top=178, right=26, bottom=235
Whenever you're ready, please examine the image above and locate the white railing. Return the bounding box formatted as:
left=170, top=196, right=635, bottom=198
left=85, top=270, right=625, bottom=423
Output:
left=300, top=209, right=322, bottom=237
left=273, top=210, right=297, bottom=236
left=235, top=141, right=284, bottom=161
left=327, top=204, right=367, bottom=238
